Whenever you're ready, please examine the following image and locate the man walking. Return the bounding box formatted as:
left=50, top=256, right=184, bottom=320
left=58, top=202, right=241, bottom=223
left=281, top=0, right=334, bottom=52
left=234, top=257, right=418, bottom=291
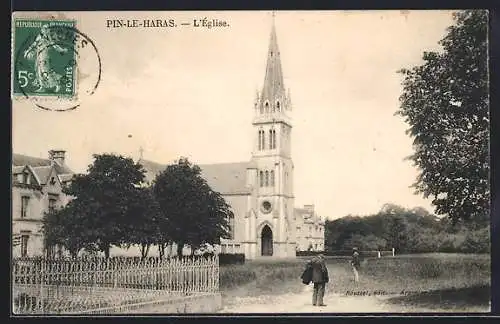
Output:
left=351, top=247, right=360, bottom=283
left=308, top=253, right=329, bottom=306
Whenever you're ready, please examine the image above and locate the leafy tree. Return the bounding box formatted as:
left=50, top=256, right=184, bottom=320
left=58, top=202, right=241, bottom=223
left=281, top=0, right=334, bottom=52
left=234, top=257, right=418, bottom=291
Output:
left=324, top=202, right=489, bottom=254
left=123, top=187, right=167, bottom=260
left=61, top=154, right=148, bottom=258
left=396, top=10, right=489, bottom=224
left=42, top=202, right=98, bottom=258
left=341, top=233, right=386, bottom=251
left=461, top=227, right=491, bottom=253
left=152, top=158, right=232, bottom=256
left=385, top=216, right=407, bottom=253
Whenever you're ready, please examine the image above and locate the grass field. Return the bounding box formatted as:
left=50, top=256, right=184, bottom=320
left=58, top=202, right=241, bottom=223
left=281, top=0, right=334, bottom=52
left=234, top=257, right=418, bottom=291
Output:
left=219, top=253, right=491, bottom=311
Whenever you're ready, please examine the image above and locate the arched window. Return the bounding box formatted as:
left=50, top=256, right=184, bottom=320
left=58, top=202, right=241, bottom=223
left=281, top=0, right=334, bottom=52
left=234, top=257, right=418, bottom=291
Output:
left=265, top=171, right=269, bottom=187
left=268, top=129, right=276, bottom=149
left=260, top=104, right=264, bottom=114
left=259, top=171, right=264, bottom=187
left=258, top=129, right=265, bottom=151
left=265, top=102, right=270, bottom=114
left=270, top=170, right=275, bottom=186
left=276, top=101, right=281, bottom=112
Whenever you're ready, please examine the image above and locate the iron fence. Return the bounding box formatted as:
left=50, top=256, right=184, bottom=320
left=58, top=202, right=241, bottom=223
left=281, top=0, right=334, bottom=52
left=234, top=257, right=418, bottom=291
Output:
left=12, top=255, right=219, bottom=314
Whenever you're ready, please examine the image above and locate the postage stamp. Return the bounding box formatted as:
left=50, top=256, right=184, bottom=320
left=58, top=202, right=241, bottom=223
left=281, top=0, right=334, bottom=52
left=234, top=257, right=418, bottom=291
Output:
left=12, top=16, right=101, bottom=111
left=13, top=19, right=77, bottom=98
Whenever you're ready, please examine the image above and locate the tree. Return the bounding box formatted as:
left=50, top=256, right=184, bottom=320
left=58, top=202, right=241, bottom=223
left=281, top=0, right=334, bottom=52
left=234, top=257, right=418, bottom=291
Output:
left=383, top=215, right=407, bottom=252
left=61, top=154, right=148, bottom=258
left=396, top=10, right=489, bottom=224
left=123, top=187, right=167, bottom=260
left=42, top=201, right=98, bottom=258
left=152, top=158, right=232, bottom=256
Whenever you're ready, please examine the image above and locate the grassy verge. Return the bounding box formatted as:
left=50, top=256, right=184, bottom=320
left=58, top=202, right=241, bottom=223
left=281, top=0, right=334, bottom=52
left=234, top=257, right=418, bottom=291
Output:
left=324, top=253, right=491, bottom=311
left=219, top=254, right=491, bottom=311
left=219, top=258, right=306, bottom=306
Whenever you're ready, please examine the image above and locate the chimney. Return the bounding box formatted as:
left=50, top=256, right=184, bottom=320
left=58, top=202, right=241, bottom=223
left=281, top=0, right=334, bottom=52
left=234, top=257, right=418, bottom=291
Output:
left=49, top=150, right=66, bottom=165
left=304, top=204, right=315, bottom=212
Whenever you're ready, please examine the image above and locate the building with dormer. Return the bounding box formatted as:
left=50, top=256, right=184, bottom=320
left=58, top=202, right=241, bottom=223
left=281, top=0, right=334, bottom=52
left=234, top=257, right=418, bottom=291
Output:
left=295, top=204, right=325, bottom=252
left=12, top=150, right=74, bottom=257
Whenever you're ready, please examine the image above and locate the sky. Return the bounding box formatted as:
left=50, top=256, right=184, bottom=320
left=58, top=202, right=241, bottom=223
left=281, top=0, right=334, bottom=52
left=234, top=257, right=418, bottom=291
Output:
left=12, top=10, right=456, bottom=219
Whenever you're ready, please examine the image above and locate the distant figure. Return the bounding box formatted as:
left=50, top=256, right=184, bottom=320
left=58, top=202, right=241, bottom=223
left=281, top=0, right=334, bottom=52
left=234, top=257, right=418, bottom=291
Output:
left=350, top=247, right=360, bottom=282
left=305, top=254, right=329, bottom=306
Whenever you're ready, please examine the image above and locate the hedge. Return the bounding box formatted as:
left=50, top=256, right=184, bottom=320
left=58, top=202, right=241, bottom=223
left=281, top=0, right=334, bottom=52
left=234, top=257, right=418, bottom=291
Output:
left=296, top=250, right=384, bottom=258
left=218, top=253, right=245, bottom=265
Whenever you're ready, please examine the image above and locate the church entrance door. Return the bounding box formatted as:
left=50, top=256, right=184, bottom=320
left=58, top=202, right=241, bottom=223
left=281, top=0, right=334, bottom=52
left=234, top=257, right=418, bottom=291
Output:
left=261, top=225, right=273, bottom=256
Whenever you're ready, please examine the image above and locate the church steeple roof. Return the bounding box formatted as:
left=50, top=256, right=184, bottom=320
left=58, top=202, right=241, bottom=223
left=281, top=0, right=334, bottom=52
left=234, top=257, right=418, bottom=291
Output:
left=261, top=14, right=285, bottom=102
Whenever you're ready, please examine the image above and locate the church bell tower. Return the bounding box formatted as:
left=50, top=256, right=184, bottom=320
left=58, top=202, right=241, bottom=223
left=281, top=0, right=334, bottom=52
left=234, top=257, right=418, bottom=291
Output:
left=251, top=14, right=295, bottom=258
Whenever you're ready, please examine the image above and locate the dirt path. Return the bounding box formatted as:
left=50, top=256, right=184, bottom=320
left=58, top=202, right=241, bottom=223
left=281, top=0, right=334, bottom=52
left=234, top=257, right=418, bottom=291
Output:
left=219, top=284, right=490, bottom=313
left=220, top=285, right=405, bottom=313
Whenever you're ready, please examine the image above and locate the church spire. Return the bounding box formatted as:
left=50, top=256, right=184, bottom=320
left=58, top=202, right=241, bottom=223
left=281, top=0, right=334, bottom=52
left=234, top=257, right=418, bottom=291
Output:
left=261, top=12, right=285, bottom=103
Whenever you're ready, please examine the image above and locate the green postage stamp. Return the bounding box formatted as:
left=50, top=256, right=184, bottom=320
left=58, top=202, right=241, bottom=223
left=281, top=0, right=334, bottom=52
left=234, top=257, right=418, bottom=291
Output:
left=13, top=19, right=78, bottom=98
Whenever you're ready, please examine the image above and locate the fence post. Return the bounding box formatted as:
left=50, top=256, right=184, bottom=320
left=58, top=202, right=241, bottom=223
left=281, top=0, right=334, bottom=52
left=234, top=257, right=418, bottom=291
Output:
left=40, top=259, right=45, bottom=313
left=377, top=251, right=381, bottom=258
left=214, top=254, right=219, bottom=293
left=113, top=260, right=117, bottom=288
left=392, top=248, right=395, bottom=257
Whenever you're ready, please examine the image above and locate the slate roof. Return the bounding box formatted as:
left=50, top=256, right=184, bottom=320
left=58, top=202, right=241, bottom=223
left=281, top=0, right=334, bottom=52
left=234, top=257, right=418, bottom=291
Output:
left=58, top=174, right=74, bottom=183
left=139, top=159, right=252, bottom=195
left=32, top=166, right=53, bottom=185
left=12, top=153, right=74, bottom=187
left=12, top=166, right=24, bottom=174
left=12, top=153, right=73, bottom=175
left=294, top=206, right=323, bottom=224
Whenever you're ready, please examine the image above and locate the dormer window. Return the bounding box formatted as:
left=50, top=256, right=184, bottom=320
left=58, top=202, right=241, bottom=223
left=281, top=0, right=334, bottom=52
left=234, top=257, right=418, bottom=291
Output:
left=50, top=177, right=56, bottom=185
left=276, top=101, right=281, bottom=112
left=265, top=101, right=270, bottom=114
left=23, top=172, right=29, bottom=184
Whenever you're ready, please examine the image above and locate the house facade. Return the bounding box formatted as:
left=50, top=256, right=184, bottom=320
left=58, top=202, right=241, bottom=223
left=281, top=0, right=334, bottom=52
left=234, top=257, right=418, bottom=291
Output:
left=295, top=204, right=325, bottom=252
left=12, top=150, right=74, bottom=257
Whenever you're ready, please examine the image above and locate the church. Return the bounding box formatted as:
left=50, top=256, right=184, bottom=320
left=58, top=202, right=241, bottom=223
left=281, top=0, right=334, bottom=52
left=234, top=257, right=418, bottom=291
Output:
left=11, top=18, right=325, bottom=259
left=139, top=19, right=324, bottom=259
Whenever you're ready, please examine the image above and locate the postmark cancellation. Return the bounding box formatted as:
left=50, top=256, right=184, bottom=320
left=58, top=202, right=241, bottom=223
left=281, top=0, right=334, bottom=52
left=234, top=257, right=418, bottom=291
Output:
left=12, top=15, right=101, bottom=111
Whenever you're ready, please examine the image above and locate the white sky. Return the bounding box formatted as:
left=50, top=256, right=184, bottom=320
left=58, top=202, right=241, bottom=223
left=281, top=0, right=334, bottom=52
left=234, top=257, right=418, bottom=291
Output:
left=12, top=10, right=456, bottom=219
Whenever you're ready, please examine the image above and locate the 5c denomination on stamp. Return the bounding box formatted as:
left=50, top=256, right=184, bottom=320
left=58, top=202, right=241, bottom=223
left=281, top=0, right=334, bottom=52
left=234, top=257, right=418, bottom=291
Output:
left=12, top=18, right=102, bottom=111
left=14, top=19, right=77, bottom=98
